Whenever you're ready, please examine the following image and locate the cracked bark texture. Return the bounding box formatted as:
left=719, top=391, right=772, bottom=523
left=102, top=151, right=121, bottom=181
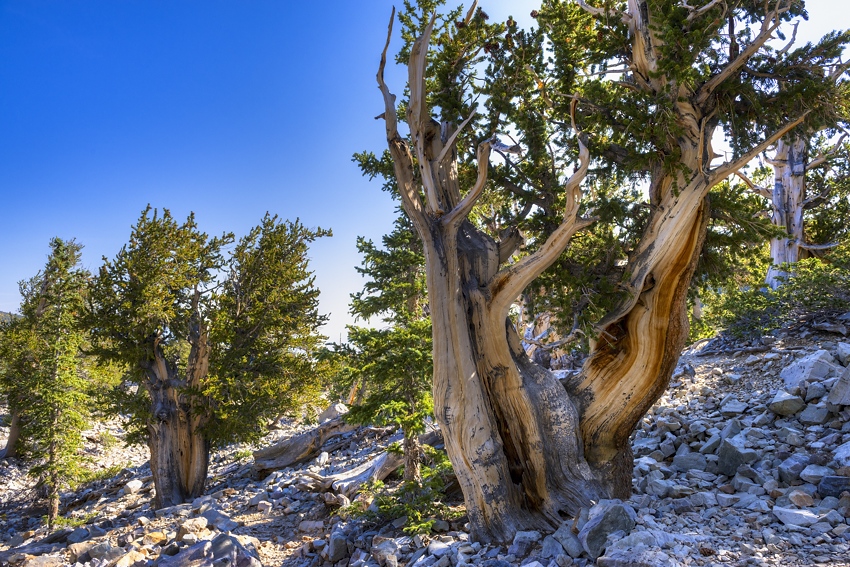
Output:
left=375, top=0, right=816, bottom=542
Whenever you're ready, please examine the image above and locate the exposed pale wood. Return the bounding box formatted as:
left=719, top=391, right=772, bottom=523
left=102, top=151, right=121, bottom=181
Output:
left=766, top=135, right=807, bottom=289
left=302, top=429, right=442, bottom=496
left=696, top=1, right=791, bottom=105
left=252, top=417, right=357, bottom=477
left=0, top=408, right=21, bottom=458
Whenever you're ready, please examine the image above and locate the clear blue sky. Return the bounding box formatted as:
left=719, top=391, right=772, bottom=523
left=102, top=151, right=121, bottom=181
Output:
left=0, top=1, right=844, bottom=341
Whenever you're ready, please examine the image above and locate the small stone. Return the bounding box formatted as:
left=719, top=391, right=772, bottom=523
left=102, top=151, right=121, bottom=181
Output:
left=248, top=492, right=268, bottom=506
left=508, top=530, right=541, bottom=556
left=596, top=549, right=680, bottom=567
left=124, top=479, right=144, bottom=494
left=177, top=517, right=208, bottom=541
left=257, top=500, right=273, bottom=514
left=835, top=342, right=850, bottom=365
left=720, top=400, right=748, bottom=416
left=541, top=535, right=565, bottom=558
left=788, top=489, right=815, bottom=507
left=806, top=382, right=828, bottom=401
left=66, top=527, right=90, bottom=544
left=673, top=452, right=707, bottom=472
left=427, top=540, right=451, bottom=557
left=779, top=453, right=811, bottom=483
left=298, top=520, right=324, bottom=532
left=143, top=531, right=168, bottom=546
left=828, top=366, right=850, bottom=405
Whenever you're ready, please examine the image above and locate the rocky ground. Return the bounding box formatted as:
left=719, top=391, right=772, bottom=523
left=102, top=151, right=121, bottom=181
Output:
left=2, top=315, right=850, bottom=567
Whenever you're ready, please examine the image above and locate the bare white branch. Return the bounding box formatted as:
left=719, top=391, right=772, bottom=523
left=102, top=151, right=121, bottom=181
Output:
left=575, top=0, right=632, bottom=25
left=442, top=139, right=492, bottom=228
left=489, top=99, right=594, bottom=313
left=697, top=0, right=791, bottom=105
left=710, top=112, right=810, bottom=184
left=682, top=0, right=725, bottom=23
left=435, top=109, right=476, bottom=166
left=776, top=20, right=799, bottom=57
left=407, top=13, right=444, bottom=215
left=734, top=171, right=773, bottom=199
left=376, top=8, right=427, bottom=225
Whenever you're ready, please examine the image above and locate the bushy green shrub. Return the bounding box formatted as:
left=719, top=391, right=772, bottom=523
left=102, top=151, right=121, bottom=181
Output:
left=343, top=445, right=459, bottom=535
left=705, top=242, right=850, bottom=339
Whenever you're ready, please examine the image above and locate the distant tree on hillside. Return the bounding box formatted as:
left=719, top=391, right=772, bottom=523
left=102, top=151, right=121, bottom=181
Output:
left=0, top=238, right=90, bottom=527
left=88, top=207, right=329, bottom=508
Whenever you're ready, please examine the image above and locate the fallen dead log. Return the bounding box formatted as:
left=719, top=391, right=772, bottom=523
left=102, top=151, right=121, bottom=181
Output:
left=252, top=416, right=357, bottom=477
left=301, top=428, right=444, bottom=497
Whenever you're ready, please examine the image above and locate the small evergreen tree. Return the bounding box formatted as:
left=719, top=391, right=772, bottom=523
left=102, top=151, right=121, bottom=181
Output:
left=0, top=238, right=90, bottom=527
left=88, top=207, right=329, bottom=507
left=330, top=213, right=432, bottom=483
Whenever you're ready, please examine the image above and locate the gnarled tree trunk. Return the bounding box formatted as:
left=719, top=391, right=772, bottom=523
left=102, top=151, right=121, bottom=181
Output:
left=375, top=1, right=808, bottom=543
left=145, top=291, right=210, bottom=509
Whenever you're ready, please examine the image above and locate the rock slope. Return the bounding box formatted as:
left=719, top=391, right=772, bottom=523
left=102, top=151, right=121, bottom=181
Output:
left=2, top=323, right=850, bottom=567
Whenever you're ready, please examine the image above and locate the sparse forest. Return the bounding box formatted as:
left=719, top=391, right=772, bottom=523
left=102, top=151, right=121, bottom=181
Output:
left=2, top=1, right=850, bottom=566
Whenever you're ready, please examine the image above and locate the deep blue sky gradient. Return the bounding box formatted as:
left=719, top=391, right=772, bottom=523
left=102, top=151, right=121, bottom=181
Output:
left=0, top=1, right=844, bottom=340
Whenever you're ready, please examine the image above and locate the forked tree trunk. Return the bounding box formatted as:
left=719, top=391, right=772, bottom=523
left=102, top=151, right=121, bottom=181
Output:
left=375, top=2, right=808, bottom=543
left=145, top=292, right=211, bottom=509
left=0, top=408, right=21, bottom=459
left=146, top=380, right=209, bottom=509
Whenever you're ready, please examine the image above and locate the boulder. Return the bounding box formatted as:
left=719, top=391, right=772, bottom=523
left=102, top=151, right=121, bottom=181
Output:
left=577, top=500, right=636, bottom=560
left=780, top=350, right=840, bottom=390
left=773, top=506, right=822, bottom=527
left=828, top=366, right=850, bottom=406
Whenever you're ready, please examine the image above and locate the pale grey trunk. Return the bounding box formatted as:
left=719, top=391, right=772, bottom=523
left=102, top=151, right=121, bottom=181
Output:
left=0, top=408, right=21, bottom=459
left=766, top=135, right=808, bottom=289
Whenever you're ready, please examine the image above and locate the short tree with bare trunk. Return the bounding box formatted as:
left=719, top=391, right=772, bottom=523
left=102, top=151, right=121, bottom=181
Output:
left=88, top=207, right=328, bottom=508
left=367, top=0, right=848, bottom=542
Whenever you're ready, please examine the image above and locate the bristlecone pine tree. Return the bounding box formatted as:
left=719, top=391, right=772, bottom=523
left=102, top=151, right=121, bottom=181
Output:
left=88, top=207, right=329, bottom=508
left=0, top=238, right=90, bottom=527
left=367, top=0, right=849, bottom=542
